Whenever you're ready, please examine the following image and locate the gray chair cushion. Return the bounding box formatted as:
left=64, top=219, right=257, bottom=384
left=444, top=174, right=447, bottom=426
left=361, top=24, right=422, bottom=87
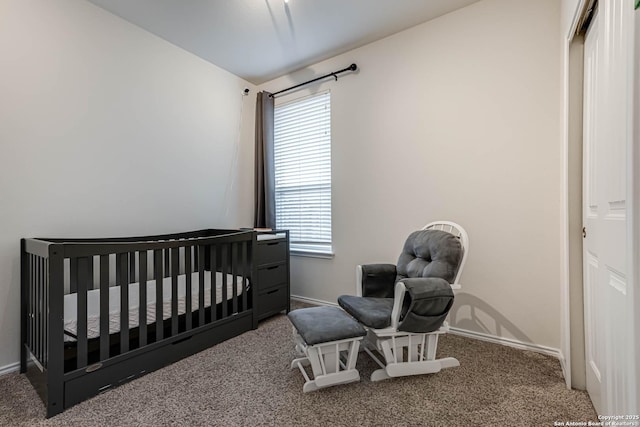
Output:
left=396, top=229, right=462, bottom=283
left=360, top=264, right=397, bottom=298
left=288, top=306, right=366, bottom=345
left=337, top=295, right=394, bottom=329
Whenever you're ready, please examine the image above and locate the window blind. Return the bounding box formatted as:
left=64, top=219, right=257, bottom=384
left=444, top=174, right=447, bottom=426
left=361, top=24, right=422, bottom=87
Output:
left=274, top=91, right=332, bottom=252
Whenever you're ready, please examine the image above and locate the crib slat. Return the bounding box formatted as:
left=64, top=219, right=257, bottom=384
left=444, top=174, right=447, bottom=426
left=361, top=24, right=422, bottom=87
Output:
left=198, top=246, right=205, bottom=326
left=171, top=247, right=179, bottom=336
left=210, top=245, right=218, bottom=322
left=241, top=241, right=247, bottom=312
left=41, top=258, right=46, bottom=364
left=164, top=249, right=170, bottom=278
left=38, top=257, right=47, bottom=363
left=99, top=255, right=109, bottom=360
left=231, top=243, right=238, bottom=314
left=185, top=247, right=192, bottom=331
left=70, top=258, right=78, bottom=294
left=154, top=249, right=163, bottom=341
left=41, top=257, right=46, bottom=364
left=44, top=258, right=49, bottom=368
left=139, top=251, right=147, bottom=347
left=31, top=255, right=36, bottom=359
left=129, top=252, right=136, bottom=283
left=85, top=257, right=93, bottom=362
left=34, top=256, right=39, bottom=362
left=118, top=253, right=129, bottom=353
left=35, top=256, right=41, bottom=363
left=39, top=258, right=44, bottom=366
left=38, top=256, right=43, bottom=362
left=221, top=244, right=227, bottom=319
left=27, top=254, right=32, bottom=357
left=35, top=255, right=40, bottom=361
left=76, top=257, right=90, bottom=369
left=34, top=255, right=38, bottom=358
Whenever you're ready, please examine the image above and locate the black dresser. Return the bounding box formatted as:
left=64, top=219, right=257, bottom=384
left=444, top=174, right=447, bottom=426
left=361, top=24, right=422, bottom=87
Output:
left=254, top=230, right=290, bottom=321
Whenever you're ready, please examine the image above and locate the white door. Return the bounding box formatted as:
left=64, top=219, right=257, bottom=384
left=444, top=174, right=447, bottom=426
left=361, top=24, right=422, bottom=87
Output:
left=582, top=8, right=604, bottom=414
left=582, top=0, right=636, bottom=416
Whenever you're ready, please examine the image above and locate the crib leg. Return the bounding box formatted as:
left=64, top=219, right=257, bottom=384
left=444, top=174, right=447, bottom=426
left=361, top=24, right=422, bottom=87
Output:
left=20, top=345, right=27, bottom=374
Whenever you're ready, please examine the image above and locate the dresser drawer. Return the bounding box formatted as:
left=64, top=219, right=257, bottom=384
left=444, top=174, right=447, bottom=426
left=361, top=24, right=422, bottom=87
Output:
left=255, top=240, right=287, bottom=266
left=257, top=263, right=287, bottom=289
left=257, top=285, right=288, bottom=319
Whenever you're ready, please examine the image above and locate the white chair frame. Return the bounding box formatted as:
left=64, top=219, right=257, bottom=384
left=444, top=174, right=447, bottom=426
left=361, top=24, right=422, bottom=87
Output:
left=354, top=221, right=468, bottom=381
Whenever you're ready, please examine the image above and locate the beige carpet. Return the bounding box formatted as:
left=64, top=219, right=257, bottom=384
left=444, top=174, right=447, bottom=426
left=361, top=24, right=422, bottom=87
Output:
left=0, top=302, right=596, bottom=426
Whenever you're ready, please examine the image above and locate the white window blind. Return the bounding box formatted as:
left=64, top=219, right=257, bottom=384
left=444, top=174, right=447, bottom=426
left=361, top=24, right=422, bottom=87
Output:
left=274, top=91, right=332, bottom=254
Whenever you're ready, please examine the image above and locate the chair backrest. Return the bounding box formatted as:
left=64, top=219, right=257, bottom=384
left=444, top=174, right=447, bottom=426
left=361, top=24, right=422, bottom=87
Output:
left=389, top=221, right=468, bottom=331
left=396, top=229, right=463, bottom=284
left=422, top=221, right=468, bottom=285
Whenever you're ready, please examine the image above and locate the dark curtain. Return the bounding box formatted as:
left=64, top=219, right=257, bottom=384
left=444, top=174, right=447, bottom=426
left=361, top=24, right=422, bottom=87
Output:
left=254, top=91, right=276, bottom=228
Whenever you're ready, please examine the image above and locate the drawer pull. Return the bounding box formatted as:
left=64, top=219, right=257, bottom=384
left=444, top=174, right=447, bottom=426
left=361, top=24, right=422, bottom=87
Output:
left=266, top=288, right=279, bottom=295
left=267, top=242, right=279, bottom=246
left=267, top=265, right=279, bottom=270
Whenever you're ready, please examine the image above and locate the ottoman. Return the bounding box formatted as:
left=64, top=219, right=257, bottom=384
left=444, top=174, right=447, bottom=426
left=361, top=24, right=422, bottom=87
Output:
left=287, top=306, right=366, bottom=392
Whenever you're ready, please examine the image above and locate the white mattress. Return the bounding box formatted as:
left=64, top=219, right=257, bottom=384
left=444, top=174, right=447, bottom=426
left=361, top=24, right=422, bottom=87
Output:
left=64, top=271, right=244, bottom=342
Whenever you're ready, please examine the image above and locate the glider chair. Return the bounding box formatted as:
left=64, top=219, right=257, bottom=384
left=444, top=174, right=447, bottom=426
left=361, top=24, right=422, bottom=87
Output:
left=338, top=221, right=468, bottom=381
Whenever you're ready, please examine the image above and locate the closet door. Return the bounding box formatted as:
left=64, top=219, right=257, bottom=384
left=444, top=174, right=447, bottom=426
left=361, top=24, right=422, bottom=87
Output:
left=582, top=0, right=636, bottom=415
left=582, top=7, right=604, bottom=414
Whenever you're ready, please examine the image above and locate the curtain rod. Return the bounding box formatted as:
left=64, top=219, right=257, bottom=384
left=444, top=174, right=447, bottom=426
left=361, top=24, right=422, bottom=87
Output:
left=270, top=63, right=357, bottom=97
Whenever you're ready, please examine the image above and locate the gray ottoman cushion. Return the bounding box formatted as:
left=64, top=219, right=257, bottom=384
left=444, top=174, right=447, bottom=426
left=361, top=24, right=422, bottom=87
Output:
left=288, top=306, right=366, bottom=345
left=337, top=295, right=394, bottom=329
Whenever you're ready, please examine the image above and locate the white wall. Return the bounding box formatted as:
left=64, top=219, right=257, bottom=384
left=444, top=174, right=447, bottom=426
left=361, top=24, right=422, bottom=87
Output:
left=261, top=0, right=562, bottom=349
left=0, top=0, right=256, bottom=370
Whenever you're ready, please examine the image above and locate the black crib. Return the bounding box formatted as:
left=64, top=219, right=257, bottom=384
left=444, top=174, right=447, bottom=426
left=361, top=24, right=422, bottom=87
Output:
left=20, top=229, right=257, bottom=417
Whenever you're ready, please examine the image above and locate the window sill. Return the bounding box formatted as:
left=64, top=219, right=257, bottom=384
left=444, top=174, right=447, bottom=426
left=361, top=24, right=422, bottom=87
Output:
left=290, top=249, right=335, bottom=259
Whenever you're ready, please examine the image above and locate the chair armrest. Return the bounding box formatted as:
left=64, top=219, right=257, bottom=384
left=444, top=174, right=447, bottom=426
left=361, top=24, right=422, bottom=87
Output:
left=399, top=277, right=453, bottom=297
left=394, top=277, right=454, bottom=333
left=356, top=263, right=397, bottom=298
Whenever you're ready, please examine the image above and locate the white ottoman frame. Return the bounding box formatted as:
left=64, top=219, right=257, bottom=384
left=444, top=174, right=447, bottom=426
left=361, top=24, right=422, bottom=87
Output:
left=290, top=329, right=363, bottom=392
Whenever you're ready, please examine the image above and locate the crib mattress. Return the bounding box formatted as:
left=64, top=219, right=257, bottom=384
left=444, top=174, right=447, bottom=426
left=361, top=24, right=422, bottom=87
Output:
left=63, top=272, right=244, bottom=342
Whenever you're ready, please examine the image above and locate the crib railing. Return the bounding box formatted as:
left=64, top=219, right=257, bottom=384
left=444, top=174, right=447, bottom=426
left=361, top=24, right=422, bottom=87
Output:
left=22, top=230, right=254, bottom=405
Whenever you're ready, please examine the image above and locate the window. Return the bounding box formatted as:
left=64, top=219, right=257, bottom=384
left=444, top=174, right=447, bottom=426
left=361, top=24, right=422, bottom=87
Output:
left=274, top=91, right=332, bottom=256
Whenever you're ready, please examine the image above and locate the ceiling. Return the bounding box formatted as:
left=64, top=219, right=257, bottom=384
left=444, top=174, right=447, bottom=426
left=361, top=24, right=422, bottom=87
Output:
left=87, top=0, right=481, bottom=85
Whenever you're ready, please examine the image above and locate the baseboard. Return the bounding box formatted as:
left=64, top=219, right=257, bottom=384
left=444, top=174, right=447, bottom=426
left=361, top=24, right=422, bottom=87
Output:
left=291, top=295, right=564, bottom=362
left=449, top=327, right=563, bottom=361
left=0, top=361, right=20, bottom=377
left=558, top=350, right=569, bottom=387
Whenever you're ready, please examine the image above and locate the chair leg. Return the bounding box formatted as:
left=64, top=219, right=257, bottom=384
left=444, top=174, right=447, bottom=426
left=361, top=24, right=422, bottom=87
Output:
left=426, top=334, right=438, bottom=360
